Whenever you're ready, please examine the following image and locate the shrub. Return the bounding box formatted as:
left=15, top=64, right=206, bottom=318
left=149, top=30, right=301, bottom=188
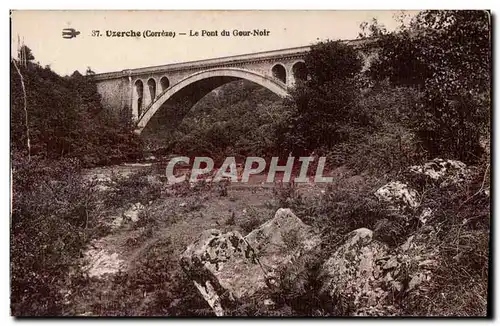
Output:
left=279, top=41, right=368, bottom=155
left=366, top=10, right=491, bottom=162
left=11, top=154, right=101, bottom=316
left=104, top=168, right=163, bottom=208
left=69, top=237, right=212, bottom=316
left=239, top=206, right=263, bottom=234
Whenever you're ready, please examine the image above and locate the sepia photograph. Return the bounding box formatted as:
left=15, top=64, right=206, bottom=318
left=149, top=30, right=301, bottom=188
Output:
left=9, top=10, right=491, bottom=317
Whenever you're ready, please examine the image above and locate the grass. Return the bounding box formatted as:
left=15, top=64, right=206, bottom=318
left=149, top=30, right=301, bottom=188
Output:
left=61, top=168, right=277, bottom=316
left=262, top=161, right=490, bottom=316
left=12, top=153, right=489, bottom=317
left=239, top=205, right=264, bottom=234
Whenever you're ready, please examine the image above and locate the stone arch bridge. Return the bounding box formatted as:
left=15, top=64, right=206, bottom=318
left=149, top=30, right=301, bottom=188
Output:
left=94, top=39, right=370, bottom=134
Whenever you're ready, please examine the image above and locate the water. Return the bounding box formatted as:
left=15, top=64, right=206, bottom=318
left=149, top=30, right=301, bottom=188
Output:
left=82, top=162, right=153, bottom=182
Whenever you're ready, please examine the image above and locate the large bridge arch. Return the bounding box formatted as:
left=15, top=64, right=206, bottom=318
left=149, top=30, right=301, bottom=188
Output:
left=135, top=67, right=289, bottom=134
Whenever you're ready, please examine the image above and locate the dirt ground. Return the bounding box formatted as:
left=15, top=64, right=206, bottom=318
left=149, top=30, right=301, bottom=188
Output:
left=70, top=161, right=344, bottom=315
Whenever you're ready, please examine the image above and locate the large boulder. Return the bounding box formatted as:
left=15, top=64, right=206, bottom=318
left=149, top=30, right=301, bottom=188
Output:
left=245, top=208, right=322, bottom=281
left=318, top=228, right=394, bottom=316
left=180, top=208, right=321, bottom=316
left=318, top=227, right=439, bottom=316
left=180, top=229, right=264, bottom=316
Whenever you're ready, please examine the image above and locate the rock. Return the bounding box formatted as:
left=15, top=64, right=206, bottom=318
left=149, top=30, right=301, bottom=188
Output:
left=180, top=229, right=265, bottom=316
left=375, top=181, right=419, bottom=209
left=400, top=235, right=414, bottom=251
left=82, top=246, right=125, bottom=279
left=318, top=228, right=392, bottom=316
left=383, top=256, right=399, bottom=270
left=418, top=207, right=433, bottom=224
left=418, top=259, right=438, bottom=267
left=111, top=214, right=124, bottom=229
left=94, top=173, right=112, bottom=183
left=409, top=158, right=471, bottom=187
left=318, top=227, right=439, bottom=316
left=375, top=182, right=436, bottom=226
left=245, top=208, right=322, bottom=279
left=180, top=208, right=321, bottom=316
left=391, top=281, right=403, bottom=292
left=479, top=136, right=490, bottom=155
left=145, top=175, right=163, bottom=186
left=123, top=202, right=145, bottom=222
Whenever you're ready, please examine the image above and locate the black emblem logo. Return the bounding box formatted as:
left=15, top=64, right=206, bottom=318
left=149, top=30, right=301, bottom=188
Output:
left=62, top=28, right=80, bottom=39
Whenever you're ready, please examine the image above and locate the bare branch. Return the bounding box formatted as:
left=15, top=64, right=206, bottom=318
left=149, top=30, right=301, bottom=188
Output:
left=12, top=59, right=31, bottom=159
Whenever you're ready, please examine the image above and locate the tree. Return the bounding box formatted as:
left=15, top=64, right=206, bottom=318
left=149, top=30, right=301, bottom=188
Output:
left=279, top=40, right=367, bottom=155
left=18, top=45, right=35, bottom=62
left=85, top=67, right=96, bottom=76
left=365, top=10, right=491, bottom=162
left=358, top=18, right=387, bottom=38
left=11, top=45, right=143, bottom=166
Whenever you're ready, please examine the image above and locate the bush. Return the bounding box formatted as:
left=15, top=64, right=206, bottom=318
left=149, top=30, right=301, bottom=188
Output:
left=336, top=85, right=427, bottom=176
left=11, top=154, right=102, bottom=316
left=69, top=237, right=213, bottom=316
left=11, top=53, right=143, bottom=167
left=279, top=41, right=368, bottom=155
left=104, top=168, right=163, bottom=208
left=400, top=163, right=490, bottom=316
left=239, top=206, right=263, bottom=234
left=366, top=10, right=491, bottom=162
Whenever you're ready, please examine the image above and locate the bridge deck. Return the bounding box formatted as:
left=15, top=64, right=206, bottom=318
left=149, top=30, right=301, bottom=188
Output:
left=93, top=38, right=373, bottom=80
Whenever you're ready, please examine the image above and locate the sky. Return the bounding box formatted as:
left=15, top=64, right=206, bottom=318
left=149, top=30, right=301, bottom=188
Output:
left=10, top=10, right=419, bottom=76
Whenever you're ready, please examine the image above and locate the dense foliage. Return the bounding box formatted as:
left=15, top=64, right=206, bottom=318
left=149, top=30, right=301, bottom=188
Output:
left=11, top=51, right=143, bottom=166
left=11, top=49, right=143, bottom=315
left=10, top=155, right=104, bottom=315
left=278, top=41, right=369, bottom=155
left=366, top=10, right=491, bottom=162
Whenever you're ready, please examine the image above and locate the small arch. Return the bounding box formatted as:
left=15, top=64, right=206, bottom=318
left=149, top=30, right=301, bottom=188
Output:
left=160, top=76, right=170, bottom=91
left=271, top=64, right=286, bottom=84
left=147, top=78, right=157, bottom=104
left=292, top=61, right=308, bottom=82
left=133, top=79, right=144, bottom=117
